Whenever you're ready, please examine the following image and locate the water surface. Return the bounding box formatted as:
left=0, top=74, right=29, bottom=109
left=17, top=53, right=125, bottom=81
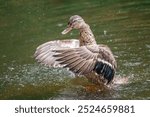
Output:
left=0, top=0, right=150, bottom=99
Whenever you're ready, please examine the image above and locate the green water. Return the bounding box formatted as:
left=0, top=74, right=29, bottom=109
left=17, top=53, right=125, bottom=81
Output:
left=0, top=0, right=150, bottom=99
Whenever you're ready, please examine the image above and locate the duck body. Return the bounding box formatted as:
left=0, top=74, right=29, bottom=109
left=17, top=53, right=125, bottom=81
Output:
left=34, top=15, right=117, bottom=85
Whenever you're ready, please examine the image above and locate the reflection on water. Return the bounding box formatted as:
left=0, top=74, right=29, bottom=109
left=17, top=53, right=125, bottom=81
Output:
left=0, top=0, right=150, bottom=99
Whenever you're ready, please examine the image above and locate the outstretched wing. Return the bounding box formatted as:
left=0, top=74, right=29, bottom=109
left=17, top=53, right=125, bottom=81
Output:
left=53, top=44, right=117, bottom=84
left=53, top=45, right=99, bottom=74
left=34, top=39, right=79, bottom=67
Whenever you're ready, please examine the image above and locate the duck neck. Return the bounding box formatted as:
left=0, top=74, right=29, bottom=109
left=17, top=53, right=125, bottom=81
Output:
left=79, top=23, right=96, bottom=46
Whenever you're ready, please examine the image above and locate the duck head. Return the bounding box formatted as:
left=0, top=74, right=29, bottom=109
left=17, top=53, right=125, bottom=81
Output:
left=62, top=15, right=85, bottom=34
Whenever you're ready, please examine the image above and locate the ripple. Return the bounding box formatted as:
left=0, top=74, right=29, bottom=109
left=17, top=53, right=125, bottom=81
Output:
left=123, top=61, right=142, bottom=67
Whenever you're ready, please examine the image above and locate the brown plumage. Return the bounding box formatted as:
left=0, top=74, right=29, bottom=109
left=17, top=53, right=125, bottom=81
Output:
left=34, top=15, right=117, bottom=85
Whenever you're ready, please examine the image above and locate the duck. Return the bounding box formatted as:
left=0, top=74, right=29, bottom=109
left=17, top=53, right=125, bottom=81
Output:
left=34, top=15, right=117, bottom=85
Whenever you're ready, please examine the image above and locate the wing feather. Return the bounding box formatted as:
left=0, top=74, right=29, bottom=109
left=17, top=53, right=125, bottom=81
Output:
left=34, top=39, right=79, bottom=67
left=53, top=45, right=99, bottom=74
left=65, top=59, right=86, bottom=71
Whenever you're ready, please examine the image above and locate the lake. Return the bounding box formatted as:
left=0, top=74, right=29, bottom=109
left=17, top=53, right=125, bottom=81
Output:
left=0, top=0, right=150, bottom=99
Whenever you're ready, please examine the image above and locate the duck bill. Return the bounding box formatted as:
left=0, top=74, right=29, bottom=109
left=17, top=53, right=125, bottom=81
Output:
left=61, top=27, right=72, bottom=35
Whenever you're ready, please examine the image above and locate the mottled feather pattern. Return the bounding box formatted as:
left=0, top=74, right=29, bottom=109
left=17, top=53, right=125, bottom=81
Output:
left=98, top=45, right=117, bottom=69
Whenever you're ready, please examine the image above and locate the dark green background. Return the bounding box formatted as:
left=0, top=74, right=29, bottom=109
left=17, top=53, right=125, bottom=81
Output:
left=0, top=0, right=149, bottom=99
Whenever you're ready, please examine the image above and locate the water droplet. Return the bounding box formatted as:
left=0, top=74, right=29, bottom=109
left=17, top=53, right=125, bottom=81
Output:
left=57, top=23, right=63, bottom=27
left=8, top=67, right=14, bottom=71
left=104, top=30, right=107, bottom=35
